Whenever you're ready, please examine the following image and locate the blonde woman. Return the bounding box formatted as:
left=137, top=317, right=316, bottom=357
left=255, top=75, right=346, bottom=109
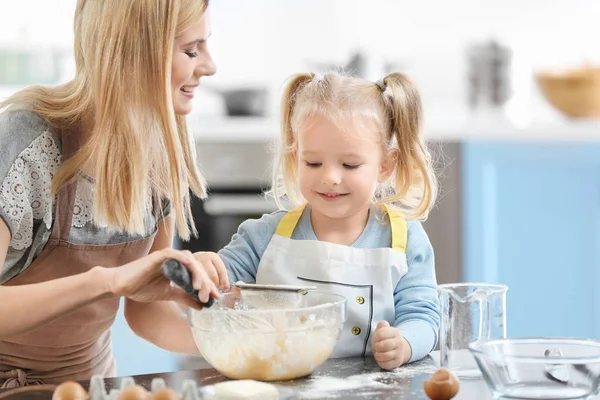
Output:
left=0, top=0, right=227, bottom=388
left=208, top=71, right=440, bottom=370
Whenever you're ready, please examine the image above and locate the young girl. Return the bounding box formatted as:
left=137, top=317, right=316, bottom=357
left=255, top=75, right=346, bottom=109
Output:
left=213, top=70, right=440, bottom=370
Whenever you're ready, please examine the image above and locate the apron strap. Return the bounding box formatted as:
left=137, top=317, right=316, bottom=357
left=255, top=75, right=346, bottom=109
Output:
left=274, top=204, right=306, bottom=238
left=51, top=129, right=82, bottom=241
left=274, top=203, right=408, bottom=253
left=0, top=369, right=44, bottom=388
left=383, top=204, right=407, bottom=253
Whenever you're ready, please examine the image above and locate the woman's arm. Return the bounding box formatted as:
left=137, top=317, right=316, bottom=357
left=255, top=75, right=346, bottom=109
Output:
left=0, top=217, right=210, bottom=342
left=123, top=211, right=288, bottom=354
left=0, top=219, right=114, bottom=340
left=123, top=216, right=200, bottom=354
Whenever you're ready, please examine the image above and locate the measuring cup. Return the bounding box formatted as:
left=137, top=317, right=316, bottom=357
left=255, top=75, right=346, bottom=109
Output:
left=438, top=283, right=508, bottom=378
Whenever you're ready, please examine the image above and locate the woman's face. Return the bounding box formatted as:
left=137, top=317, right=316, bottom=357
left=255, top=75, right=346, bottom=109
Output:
left=171, top=9, right=216, bottom=115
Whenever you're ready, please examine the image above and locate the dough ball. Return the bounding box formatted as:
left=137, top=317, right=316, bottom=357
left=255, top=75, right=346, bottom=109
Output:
left=213, top=380, right=278, bottom=400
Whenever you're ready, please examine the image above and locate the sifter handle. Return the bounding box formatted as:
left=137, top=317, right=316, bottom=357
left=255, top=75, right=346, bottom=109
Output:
left=161, top=258, right=215, bottom=308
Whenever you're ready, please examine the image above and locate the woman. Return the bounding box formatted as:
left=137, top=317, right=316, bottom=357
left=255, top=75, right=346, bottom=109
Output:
left=0, top=0, right=227, bottom=388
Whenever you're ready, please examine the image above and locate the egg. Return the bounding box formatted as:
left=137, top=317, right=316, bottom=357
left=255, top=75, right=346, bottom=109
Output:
left=52, top=381, right=87, bottom=400
left=423, top=368, right=460, bottom=400
left=150, top=388, right=180, bottom=400
left=117, top=385, right=149, bottom=400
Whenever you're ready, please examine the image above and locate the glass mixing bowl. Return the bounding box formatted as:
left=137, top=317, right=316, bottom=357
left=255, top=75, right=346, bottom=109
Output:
left=469, top=337, right=600, bottom=399
left=188, top=290, right=347, bottom=381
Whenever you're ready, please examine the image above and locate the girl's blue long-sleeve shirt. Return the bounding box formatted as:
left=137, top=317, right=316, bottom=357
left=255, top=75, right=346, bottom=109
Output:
left=217, top=206, right=440, bottom=363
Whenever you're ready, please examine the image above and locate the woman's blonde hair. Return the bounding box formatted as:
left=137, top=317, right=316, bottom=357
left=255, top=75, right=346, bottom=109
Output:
left=269, top=70, right=437, bottom=220
left=0, top=0, right=209, bottom=240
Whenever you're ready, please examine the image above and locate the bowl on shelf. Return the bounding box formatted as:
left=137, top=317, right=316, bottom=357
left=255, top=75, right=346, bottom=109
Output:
left=220, top=87, right=268, bottom=117
left=188, top=290, right=347, bottom=381
left=535, top=66, right=600, bottom=118
left=469, top=337, right=600, bottom=399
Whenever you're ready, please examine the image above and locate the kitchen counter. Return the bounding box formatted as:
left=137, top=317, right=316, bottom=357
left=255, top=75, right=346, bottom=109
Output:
left=0, top=356, right=494, bottom=399
left=188, top=111, right=600, bottom=143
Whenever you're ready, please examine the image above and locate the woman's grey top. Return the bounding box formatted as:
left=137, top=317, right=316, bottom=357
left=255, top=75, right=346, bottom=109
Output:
left=0, top=110, right=171, bottom=284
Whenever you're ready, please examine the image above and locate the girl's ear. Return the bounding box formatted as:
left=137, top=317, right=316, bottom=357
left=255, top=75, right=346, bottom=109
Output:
left=379, top=149, right=398, bottom=182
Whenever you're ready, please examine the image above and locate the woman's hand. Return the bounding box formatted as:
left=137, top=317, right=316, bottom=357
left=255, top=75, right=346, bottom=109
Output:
left=107, top=248, right=218, bottom=310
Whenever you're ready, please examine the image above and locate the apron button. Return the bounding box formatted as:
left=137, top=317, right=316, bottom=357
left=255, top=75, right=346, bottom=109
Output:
left=356, top=296, right=365, bottom=304
left=351, top=326, right=361, bottom=335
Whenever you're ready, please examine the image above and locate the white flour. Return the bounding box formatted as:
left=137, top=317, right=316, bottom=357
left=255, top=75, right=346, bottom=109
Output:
left=282, top=358, right=437, bottom=399
left=351, top=361, right=438, bottom=382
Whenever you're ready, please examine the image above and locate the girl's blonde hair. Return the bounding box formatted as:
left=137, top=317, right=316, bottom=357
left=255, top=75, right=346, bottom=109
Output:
left=270, top=70, right=437, bottom=220
left=0, top=0, right=209, bottom=240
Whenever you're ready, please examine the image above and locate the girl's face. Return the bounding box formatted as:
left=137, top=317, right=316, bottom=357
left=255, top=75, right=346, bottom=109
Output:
left=296, top=116, right=392, bottom=220
left=171, top=9, right=216, bottom=115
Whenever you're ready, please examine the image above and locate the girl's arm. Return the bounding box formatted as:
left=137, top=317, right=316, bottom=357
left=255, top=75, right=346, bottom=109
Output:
left=393, top=221, right=440, bottom=363
left=217, top=211, right=286, bottom=283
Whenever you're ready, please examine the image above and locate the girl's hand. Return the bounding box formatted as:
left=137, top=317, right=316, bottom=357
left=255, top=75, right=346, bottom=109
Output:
left=372, top=320, right=412, bottom=369
left=191, top=251, right=231, bottom=291
left=107, top=248, right=218, bottom=309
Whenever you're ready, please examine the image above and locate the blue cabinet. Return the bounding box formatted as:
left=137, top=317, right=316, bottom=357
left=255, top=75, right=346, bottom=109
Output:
left=110, top=299, right=180, bottom=377
left=462, top=142, right=600, bottom=339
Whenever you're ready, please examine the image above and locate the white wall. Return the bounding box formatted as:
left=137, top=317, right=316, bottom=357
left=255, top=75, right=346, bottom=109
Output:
left=207, top=0, right=600, bottom=77
left=0, top=0, right=77, bottom=45
left=1, top=0, right=599, bottom=118
left=205, top=0, right=600, bottom=116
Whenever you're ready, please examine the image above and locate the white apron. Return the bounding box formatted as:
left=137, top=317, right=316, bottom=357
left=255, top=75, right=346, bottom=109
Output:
left=256, top=204, right=409, bottom=358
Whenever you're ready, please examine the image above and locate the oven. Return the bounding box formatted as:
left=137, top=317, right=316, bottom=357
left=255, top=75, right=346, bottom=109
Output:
left=181, top=187, right=278, bottom=252
left=175, top=140, right=278, bottom=254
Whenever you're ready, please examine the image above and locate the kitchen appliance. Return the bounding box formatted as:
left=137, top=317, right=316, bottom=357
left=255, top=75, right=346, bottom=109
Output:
left=175, top=141, right=277, bottom=254
left=466, top=39, right=513, bottom=110
left=438, top=283, right=508, bottom=378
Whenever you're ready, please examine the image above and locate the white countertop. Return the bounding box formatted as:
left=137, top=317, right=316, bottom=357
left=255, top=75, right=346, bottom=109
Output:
left=189, top=109, right=600, bottom=144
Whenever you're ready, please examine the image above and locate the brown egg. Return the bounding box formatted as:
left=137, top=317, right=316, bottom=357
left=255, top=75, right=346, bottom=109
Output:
left=117, top=385, right=149, bottom=400
left=52, top=381, right=87, bottom=400
left=423, top=368, right=460, bottom=400
left=151, top=388, right=180, bottom=400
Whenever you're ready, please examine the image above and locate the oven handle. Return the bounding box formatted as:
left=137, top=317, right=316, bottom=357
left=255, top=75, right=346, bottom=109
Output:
left=203, top=194, right=279, bottom=216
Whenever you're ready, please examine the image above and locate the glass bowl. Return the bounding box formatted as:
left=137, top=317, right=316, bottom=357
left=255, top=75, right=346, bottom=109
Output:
left=188, top=290, right=347, bottom=381
left=469, top=337, right=600, bottom=399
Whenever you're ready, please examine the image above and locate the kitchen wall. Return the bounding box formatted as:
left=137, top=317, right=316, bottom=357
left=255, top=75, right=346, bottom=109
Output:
left=205, top=0, right=600, bottom=119
left=2, top=0, right=599, bottom=118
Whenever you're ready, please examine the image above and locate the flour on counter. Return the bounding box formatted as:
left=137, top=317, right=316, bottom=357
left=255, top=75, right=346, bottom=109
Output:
left=353, top=361, right=438, bottom=382
left=282, top=358, right=436, bottom=399
left=303, top=376, right=377, bottom=392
